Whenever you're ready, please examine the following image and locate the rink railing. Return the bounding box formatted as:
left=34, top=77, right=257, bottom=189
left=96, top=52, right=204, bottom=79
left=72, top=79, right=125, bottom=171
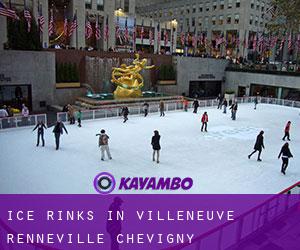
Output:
left=0, top=114, right=47, bottom=130
left=166, top=182, right=300, bottom=250
left=56, top=96, right=300, bottom=123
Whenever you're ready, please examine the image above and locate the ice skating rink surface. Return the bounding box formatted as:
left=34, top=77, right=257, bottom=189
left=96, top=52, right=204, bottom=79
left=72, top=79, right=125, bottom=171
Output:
left=0, top=103, right=299, bottom=194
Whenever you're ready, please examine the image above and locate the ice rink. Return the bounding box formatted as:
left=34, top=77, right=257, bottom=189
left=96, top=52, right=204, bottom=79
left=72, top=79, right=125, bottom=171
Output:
left=0, top=103, right=299, bottom=194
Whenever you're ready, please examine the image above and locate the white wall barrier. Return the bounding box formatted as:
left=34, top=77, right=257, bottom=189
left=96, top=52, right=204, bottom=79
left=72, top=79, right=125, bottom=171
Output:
left=0, top=114, right=47, bottom=130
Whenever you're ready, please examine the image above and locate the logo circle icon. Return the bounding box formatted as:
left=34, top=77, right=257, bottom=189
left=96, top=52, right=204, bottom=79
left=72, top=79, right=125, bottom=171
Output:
left=93, top=172, right=116, bottom=195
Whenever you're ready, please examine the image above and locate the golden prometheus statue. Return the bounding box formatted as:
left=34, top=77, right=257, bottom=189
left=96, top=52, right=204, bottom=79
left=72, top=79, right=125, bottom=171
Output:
left=111, top=54, right=155, bottom=99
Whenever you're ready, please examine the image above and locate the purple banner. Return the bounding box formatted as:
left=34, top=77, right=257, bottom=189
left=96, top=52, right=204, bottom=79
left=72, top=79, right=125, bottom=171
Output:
left=0, top=194, right=299, bottom=250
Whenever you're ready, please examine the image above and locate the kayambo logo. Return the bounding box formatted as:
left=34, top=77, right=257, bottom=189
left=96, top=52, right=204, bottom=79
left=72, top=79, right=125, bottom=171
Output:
left=93, top=172, right=193, bottom=195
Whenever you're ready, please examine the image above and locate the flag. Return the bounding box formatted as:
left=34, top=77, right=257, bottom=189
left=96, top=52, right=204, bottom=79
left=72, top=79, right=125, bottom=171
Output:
left=124, top=17, right=129, bottom=42
left=140, top=19, right=144, bottom=44
left=149, top=20, right=153, bottom=46
left=63, top=11, right=68, bottom=37
left=0, top=1, right=19, bottom=19
left=270, top=35, right=278, bottom=48
left=95, top=18, right=101, bottom=40
left=85, top=15, right=93, bottom=39
left=192, top=28, right=197, bottom=48
left=48, top=8, right=54, bottom=36
left=288, top=33, right=293, bottom=51
left=216, top=33, right=224, bottom=46
left=279, top=37, right=285, bottom=51
left=258, top=34, right=264, bottom=51
left=253, top=34, right=257, bottom=51
left=157, top=22, right=161, bottom=50
left=104, top=15, right=109, bottom=41
left=115, top=15, right=122, bottom=44
left=180, top=31, right=185, bottom=47
left=133, top=18, right=136, bottom=49
left=69, top=12, right=78, bottom=37
left=24, top=0, right=32, bottom=33
left=163, top=24, right=168, bottom=47
left=37, top=4, right=45, bottom=33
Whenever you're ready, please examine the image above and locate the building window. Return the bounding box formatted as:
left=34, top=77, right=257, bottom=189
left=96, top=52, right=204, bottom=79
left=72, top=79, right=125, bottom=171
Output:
left=228, top=0, right=233, bottom=9
left=234, top=14, right=239, bottom=24
left=251, top=0, right=254, bottom=9
left=192, top=17, right=195, bottom=26
left=181, top=7, right=184, bottom=14
left=212, top=16, right=216, bottom=25
left=255, top=16, right=258, bottom=26
left=219, top=15, right=224, bottom=25
left=206, top=2, right=210, bottom=11
left=198, top=17, right=202, bottom=26
left=213, top=1, right=217, bottom=10
left=186, top=18, right=190, bottom=27
left=204, top=17, right=209, bottom=28
left=249, top=15, right=253, bottom=25
left=227, top=14, right=231, bottom=24
left=124, top=0, right=129, bottom=12
left=85, top=0, right=92, bottom=9
left=236, top=0, right=240, bottom=8
left=220, top=0, right=224, bottom=9
left=97, top=0, right=104, bottom=11
left=261, top=2, right=265, bottom=12
left=256, top=1, right=260, bottom=10
left=199, top=4, right=203, bottom=12
left=193, top=5, right=196, bottom=13
left=260, top=21, right=263, bottom=27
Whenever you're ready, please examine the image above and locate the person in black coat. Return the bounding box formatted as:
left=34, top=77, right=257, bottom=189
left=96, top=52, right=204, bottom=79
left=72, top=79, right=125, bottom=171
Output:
left=52, top=121, right=68, bottom=150
left=230, top=102, right=238, bottom=120
left=248, top=130, right=265, bottom=161
left=33, top=121, right=47, bottom=147
left=143, top=102, right=149, bottom=117
left=192, top=99, right=199, bottom=113
left=151, top=130, right=161, bottom=164
left=222, top=98, right=228, bottom=114
left=121, top=106, right=129, bottom=123
left=278, top=142, right=293, bottom=175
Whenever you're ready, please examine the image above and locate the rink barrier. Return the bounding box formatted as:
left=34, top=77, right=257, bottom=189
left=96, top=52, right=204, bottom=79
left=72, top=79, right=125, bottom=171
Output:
left=0, top=114, right=47, bottom=130
left=56, top=96, right=300, bottom=123
left=166, top=182, right=300, bottom=250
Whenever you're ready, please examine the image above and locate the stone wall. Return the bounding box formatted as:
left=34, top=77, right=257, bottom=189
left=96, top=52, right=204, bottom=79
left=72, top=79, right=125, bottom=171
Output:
left=0, top=50, right=56, bottom=111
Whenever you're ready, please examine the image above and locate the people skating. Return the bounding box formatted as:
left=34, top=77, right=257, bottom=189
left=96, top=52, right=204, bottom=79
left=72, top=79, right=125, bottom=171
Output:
left=248, top=130, right=265, bottom=161
left=254, top=96, right=258, bottom=110
left=183, top=98, right=189, bottom=112
left=230, top=102, right=238, bottom=120
left=278, top=142, right=293, bottom=175
left=96, top=129, right=112, bottom=161
left=0, top=106, right=9, bottom=118
left=217, top=94, right=223, bottom=109
left=151, top=130, right=161, bottom=164
left=32, top=121, right=47, bottom=147
left=67, top=104, right=75, bottom=125
left=121, top=106, right=129, bottom=123
left=201, top=112, right=208, bottom=132
left=282, top=121, right=291, bottom=141
left=143, top=102, right=149, bottom=117
left=76, top=109, right=82, bottom=127
left=159, top=100, right=165, bottom=117
left=192, top=99, right=199, bottom=113
left=222, top=98, right=228, bottom=114
left=52, top=121, right=68, bottom=150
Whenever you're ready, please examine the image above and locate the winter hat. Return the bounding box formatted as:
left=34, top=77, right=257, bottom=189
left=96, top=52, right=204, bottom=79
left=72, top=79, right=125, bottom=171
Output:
left=101, top=129, right=105, bottom=133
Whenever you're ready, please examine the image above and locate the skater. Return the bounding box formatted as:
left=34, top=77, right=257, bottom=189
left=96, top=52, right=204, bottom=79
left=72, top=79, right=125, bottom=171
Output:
left=217, top=94, right=223, bottom=109
left=230, top=102, right=238, bottom=120
left=282, top=121, right=291, bottom=141
left=143, top=102, right=149, bottom=117
left=76, top=109, right=82, bottom=127
left=248, top=130, right=265, bottom=161
left=151, top=130, right=161, bottom=164
left=254, top=96, right=258, bottom=110
left=222, top=98, right=228, bottom=114
left=278, top=142, right=293, bottom=175
left=201, top=112, right=208, bottom=132
left=121, top=106, right=129, bottom=123
left=52, top=121, right=68, bottom=150
left=96, top=129, right=112, bottom=161
left=192, top=99, right=199, bottom=113
left=32, top=121, right=47, bottom=147
left=67, top=104, right=75, bottom=125
left=159, top=100, right=165, bottom=117
left=183, top=98, right=189, bottom=112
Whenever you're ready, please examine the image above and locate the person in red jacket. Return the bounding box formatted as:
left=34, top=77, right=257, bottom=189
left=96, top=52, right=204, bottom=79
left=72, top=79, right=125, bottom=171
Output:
left=201, top=112, right=208, bottom=132
left=282, top=121, right=291, bottom=141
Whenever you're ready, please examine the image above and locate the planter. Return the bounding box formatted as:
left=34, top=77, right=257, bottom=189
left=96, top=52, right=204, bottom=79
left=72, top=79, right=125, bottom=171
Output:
left=56, top=82, right=81, bottom=89
left=224, top=93, right=235, bottom=101
left=157, top=80, right=176, bottom=85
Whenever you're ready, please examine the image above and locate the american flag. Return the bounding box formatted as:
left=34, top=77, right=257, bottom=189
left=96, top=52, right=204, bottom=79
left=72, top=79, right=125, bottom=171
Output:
left=140, top=19, right=144, bottom=44
left=104, top=15, right=109, bottom=41
left=149, top=20, right=153, bottom=46
left=115, top=16, right=122, bottom=44
left=37, top=5, right=45, bottom=33
left=124, top=17, right=129, bottom=42
left=253, top=34, right=257, bottom=51
left=192, top=28, right=197, bottom=48
left=270, top=36, right=278, bottom=48
left=63, top=13, right=68, bottom=37
left=163, top=25, right=168, bottom=47
left=69, top=13, right=78, bottom=37
left=288, top=33, right=293, bottom=51
left=95, top=19, right=101, bottom=40
left=133, top=18, right=137, bottom=50
left=258, top=34, right=264, bottom=51
left=0, top=1, right=19, bottom=19
left=24, top=9, right=32, bottom=32
left=279, top=37, right=285, bottom=51
left=216, top=33, right=225, bottom=46
left=180, top=31, right=185, bottom=47
left=85, top=16, right=93, bottom=39
left=48, top=8, right=54, bottom=36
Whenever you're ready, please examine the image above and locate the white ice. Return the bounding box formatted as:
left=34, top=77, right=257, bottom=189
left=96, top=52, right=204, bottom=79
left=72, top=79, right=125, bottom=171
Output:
left=0, top=103, right=299, bottom=194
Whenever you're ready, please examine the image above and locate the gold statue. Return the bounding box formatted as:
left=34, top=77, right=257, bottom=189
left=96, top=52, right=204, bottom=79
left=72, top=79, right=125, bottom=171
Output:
left=111, top=54, right=155, bottom=99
